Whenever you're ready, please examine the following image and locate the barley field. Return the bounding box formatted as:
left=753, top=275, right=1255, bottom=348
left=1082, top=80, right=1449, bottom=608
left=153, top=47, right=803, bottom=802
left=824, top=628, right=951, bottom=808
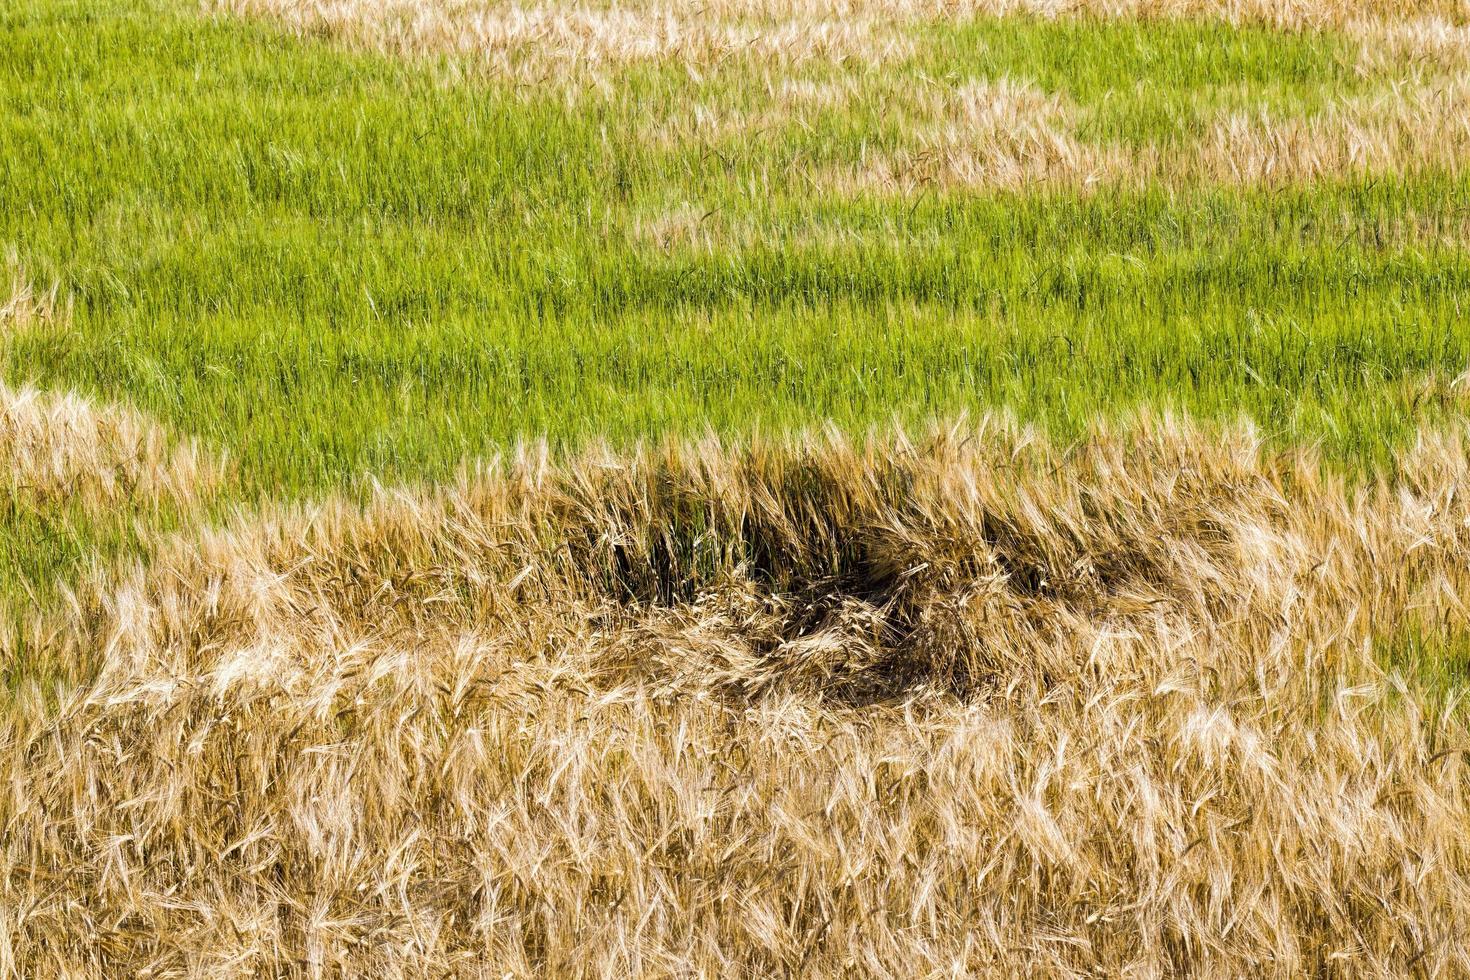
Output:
left=5, top=0, right=1470, bottom=974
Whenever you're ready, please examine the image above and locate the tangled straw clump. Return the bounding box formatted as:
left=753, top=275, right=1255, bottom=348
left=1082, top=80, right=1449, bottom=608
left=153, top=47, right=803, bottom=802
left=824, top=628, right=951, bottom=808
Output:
left=5, top=413, right=1470, bottom=975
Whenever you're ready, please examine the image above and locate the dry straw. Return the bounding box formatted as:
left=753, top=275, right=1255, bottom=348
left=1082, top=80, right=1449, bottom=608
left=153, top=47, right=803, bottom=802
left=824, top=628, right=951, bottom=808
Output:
left=5, top=412, right=1470, bottom=974
left=0, top=382, right=224, bottom=515
left=1, top=260, right=63, bottom=335
left=215, top=0, right=1470, bottom=74
left=838, top=76, right=1470, bottom=191
left=213, top=0, right=911, bottom=75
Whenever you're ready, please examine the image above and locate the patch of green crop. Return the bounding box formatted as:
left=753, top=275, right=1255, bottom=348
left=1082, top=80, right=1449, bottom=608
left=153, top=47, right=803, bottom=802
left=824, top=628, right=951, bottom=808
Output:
left=1377, top=626, right=1470, bottom=714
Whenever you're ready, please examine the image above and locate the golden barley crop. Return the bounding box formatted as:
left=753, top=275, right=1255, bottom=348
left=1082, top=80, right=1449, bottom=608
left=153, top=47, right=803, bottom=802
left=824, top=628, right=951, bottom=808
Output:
left=0, top=382, right=224, bottom=515
left=831, top=75, right=1470, bottom=191
left=836, top=76, right=1118, bottom=191
left=211, top=0, right=911, bottom=76
left=214, top=0, right=1470, bottom=85
left=5, top=413, right=1470, bottom=975
left=1, top=261, right=63, bottom=336
left=219, top=0, right=1470, bottom=52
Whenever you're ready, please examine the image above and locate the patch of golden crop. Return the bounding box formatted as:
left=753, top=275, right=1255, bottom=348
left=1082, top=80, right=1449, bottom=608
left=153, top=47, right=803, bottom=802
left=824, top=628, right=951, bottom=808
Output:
left=6, top=413, right=1470, bottom=974
left=632, top=201, right=741, bottom=252
left=970, top=0, right=1469, bottom=31
left=1355, top=14, right=1470, bottom=73
left=1188, top=81, right=1470, bottom=185
left=837, top=76, right=1121, bottom=191
left=0, top=382, right=225, bottom=515
left=838, top=75, right=1470, bottom=192
left=635, top=67, right=1470, bottom=202
left=212, top=0, right=915, bottom=80
left=215, top=0, right=1470, bottom=82
left=1, top=260, right=65, bottom=334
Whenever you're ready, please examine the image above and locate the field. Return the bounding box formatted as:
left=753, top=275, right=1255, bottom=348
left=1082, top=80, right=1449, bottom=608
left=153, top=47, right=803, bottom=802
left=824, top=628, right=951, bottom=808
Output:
left=4, top=0, right=1470, bottom=974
